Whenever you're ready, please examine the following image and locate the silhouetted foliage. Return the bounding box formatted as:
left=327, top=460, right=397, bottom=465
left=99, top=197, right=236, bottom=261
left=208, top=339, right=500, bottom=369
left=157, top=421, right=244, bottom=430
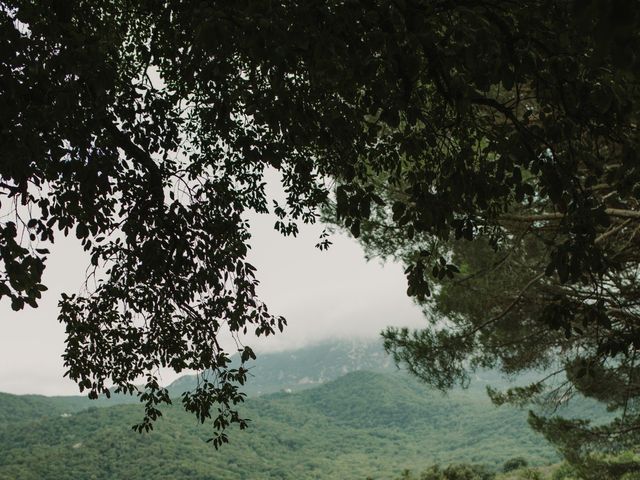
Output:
left=319, top=0, right=640, bottom=473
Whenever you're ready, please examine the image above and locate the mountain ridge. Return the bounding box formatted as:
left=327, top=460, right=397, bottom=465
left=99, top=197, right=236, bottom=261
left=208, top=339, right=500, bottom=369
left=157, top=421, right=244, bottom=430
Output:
left=168, top=338, right=398, bottom=397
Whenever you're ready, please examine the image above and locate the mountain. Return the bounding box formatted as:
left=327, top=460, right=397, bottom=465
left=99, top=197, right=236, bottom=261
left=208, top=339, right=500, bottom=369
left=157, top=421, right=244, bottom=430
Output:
left=0, top=370, right=560, bottom=480
left=166, top=338, right=552, bottom=399
left=168, top=338, right=397, bottom=397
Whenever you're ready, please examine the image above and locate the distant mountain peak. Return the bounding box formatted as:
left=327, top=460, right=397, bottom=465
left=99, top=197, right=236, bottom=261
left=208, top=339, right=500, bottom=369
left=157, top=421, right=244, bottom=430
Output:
left=168, top=337, right=397, bottom=397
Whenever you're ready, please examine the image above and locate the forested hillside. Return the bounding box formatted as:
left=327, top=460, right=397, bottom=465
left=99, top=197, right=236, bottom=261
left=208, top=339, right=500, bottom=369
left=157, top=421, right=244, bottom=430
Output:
left=1, top=340, right=615, bottom=479
left=0, top=370, right=562, bottom=480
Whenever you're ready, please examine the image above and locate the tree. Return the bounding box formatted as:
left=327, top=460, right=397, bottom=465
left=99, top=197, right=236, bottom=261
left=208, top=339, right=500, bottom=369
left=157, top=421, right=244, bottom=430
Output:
left=321, top=0, right=640, bottom=472
left=503, top=457, right=528, bottom=473
left=2, top=0, right=639, bottom=450
left=394, top=464, right=495, bottom=480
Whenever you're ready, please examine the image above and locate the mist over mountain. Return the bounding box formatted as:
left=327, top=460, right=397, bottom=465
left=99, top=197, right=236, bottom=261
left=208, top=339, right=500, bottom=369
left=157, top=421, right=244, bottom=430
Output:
left=167, top=337, right=553, bottom=399
left=168, top=338, right=397, bottom=397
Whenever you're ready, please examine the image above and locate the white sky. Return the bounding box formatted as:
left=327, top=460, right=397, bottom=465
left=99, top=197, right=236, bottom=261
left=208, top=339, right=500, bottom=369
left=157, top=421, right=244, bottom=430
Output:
left=0, top=180, right=427, bottom=396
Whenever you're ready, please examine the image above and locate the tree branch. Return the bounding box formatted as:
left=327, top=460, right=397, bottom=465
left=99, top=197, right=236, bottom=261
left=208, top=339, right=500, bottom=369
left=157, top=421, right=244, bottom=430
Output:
left=105, top=120, right=164, bottom=206
left=501, top=209, right=640, bottom=223
left=467, top=272, right=545, bottom=337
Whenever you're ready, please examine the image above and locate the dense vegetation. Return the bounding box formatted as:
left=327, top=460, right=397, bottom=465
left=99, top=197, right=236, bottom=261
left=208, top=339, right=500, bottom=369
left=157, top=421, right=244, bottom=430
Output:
left=0, top=370, right=564, bottom=480
left=0, top=391, right=134, bottom=427
left=393, top=455, right=640, bottom=480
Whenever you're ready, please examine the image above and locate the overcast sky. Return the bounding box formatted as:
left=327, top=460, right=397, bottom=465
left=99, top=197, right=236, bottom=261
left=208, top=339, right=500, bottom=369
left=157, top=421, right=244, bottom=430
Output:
left=0, top=179, right=427, bottom=396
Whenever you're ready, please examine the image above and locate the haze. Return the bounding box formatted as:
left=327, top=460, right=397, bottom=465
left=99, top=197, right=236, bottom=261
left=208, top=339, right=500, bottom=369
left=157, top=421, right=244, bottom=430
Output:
left=0, top=207, right=426, bottom=395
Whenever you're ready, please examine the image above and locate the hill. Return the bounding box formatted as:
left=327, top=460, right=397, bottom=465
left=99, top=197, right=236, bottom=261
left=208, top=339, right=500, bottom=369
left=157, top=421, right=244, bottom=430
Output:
left=0, top=370, right=560, bottom=480
left=0, top=391, right=138, bottom=428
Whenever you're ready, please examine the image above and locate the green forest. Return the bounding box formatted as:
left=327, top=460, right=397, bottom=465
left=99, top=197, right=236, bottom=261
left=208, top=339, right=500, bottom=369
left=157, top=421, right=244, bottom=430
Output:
left=0, top=341, right=620, bottom=479
left=0, top=370, right=560, bottom=480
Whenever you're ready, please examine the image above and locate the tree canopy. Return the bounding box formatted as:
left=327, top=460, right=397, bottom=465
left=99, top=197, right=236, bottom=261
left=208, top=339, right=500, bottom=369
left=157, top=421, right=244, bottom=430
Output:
left=2, top=0, right=640, bottom=455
